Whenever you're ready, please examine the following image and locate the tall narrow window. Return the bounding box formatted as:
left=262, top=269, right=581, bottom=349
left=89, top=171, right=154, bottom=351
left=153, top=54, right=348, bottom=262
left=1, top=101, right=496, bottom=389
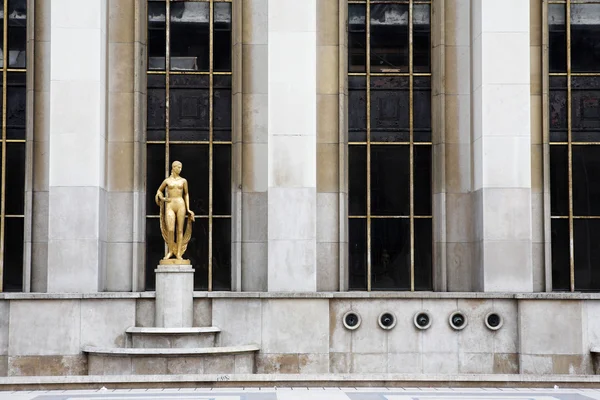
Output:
left=146, top=0, right=232, bottom=291
left=549, top=1, right=600, bottom=291
left=0, top=0, right=26, bottom=292
left=348, top=0, right=432, bottom=291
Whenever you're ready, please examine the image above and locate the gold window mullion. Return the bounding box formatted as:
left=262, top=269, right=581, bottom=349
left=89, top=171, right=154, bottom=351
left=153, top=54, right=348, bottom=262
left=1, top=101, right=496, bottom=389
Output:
left=0, top=0, right=9, bottom=292
left=208, top=0, right=214, bottom=292
left=366, top=0, right=372, bottom=292
left=566, top=0, right=574, bottom=292
left=408, top=0, right=415, bottom=292
left=164, top=0, right=171, bottom=261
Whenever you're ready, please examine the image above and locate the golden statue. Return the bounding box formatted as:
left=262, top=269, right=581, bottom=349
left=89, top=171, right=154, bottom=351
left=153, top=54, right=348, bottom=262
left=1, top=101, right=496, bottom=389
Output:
left=155, top=161, right=195, bottom=263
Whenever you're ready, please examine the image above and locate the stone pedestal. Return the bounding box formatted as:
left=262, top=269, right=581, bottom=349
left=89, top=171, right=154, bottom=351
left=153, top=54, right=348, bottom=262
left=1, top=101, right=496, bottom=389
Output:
left=154, top=265, right=194, bottom=328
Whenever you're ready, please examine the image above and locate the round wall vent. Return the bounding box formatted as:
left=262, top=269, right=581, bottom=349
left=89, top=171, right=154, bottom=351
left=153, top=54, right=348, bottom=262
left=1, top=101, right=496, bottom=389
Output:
left=378, top=311, right=397, bottom=330
left=449, top=311, right=468, bottom=331
left=413, top=311, right=432, bottom=330
left=485, top=312, right=503, bottom=331
left=343, top=311, right=361, bottom=330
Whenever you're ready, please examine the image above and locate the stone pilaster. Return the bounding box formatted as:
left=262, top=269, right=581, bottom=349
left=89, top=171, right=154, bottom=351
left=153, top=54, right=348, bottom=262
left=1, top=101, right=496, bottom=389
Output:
left=316, top=0, right=341, bottom=291
left=267, top=0, right=317, bottom=291
left=46, top=0, right=108, bottom=292
left=31, top=0, right=51, bottom=292
left=241, top=0, right=269, bottom=291
left=104, top=0, right=136, bottom=291
left=471, top=0, right=533, bottom=292
left=441, top=0, right=476, bottom=291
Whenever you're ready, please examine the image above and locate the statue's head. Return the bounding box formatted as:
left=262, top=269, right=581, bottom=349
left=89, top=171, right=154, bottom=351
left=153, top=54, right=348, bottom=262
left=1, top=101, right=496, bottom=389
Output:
left=172, top=161, right=182, bottom=174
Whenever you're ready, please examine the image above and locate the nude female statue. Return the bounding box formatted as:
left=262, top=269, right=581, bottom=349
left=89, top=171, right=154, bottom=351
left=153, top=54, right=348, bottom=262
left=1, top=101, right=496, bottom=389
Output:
left=155, top=161, right=195, bottom=260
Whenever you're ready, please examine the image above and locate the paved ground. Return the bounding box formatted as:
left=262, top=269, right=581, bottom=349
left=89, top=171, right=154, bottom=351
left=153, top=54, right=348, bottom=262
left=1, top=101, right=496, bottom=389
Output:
left=2, top=388, right=600, bottom=400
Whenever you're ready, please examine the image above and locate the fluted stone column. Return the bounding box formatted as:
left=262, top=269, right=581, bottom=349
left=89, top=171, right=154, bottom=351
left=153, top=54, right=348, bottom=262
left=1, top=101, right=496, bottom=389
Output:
left=267, top=0, right=317, bottom=291
left=46, top=0, right=108, bottom=292
left=471, top=0, right=533, bottom=292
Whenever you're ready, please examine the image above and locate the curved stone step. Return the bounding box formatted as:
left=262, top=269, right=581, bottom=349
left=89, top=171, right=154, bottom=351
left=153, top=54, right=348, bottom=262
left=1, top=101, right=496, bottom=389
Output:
left=125, top=327, right=221, bottom=349
left=84, top=345, right=259, bottom=376
left=84, top=344, right=259, bottom=356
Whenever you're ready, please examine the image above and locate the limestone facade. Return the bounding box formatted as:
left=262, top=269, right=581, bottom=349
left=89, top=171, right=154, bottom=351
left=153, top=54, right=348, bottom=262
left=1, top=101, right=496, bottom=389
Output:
left=0, top=0, right=598, bottom=378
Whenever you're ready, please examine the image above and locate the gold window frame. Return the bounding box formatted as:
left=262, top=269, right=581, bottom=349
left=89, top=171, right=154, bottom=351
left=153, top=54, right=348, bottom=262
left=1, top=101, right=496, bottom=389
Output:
left=546, top=0, right=600, bottom=292
left=145, top=0, right=234, bottom=292
left=347, top=0, right=433, bottom=292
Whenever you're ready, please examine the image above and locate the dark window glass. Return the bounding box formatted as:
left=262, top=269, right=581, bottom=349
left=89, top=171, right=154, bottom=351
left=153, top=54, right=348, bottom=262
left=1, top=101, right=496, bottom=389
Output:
left=571, top=4, right=600, bottom=73
left=169, top=75, right=210, bottom=141
left=6, top=72, right=25, bottom=140
left=349, top=145, right=367, bottom=216
left=347, top=1, right=431, bottom=292
left=349, top=76, right=367, bottom=142
left=370, top=4, right=409, bottom=72
left=145, top=217, right=164, bottom=290
left=3, top=217, right=23, bottom=292
left=147, top=0, right=232, bottom=291
left=8, top=0, right=26, bottom=68
left=348, top=4, right=366, bottom=73
left=5, top=142, right=24, bottom=216
left=214, top=3, right=232, bottom=72
left=214, top=75, right=232, bottom=141
left=147, top=74, right=166, bottom=141
left=349, top=219, right=367, bottom=290
left=370, top=76, right=409, bottom=142
left=573, top=146, right=600, bottom=216
left=146, top=144, right=166, bottom=213
left=574, top=219, right=600, bottom=290
left=572, top=77, right=600, bottom=142
left=169, top=144, right=209, bottom=216
left=549, top=4, right=566, bottom=73
left=550, top=76, right=567, bottom=142
left=550, top=145, right=569, bottom=216
left=213, top=144, right=231, bottom=216
left=371, top=145, right=410, bottom=216
left=190, top=218, right=209, bottom=290
left=371, top=218, right=410, bottom=290
left=414, top=76, right=431, bottom=142
left=551, top=219, right=570, bottom=291
left=414, top=145, right=432, bottom=216
left=170, top=2, right=210, bottom=71
left=212, top=218, right=232, bottom=290
left=413, top=4, right=430, bottom=73
left=148, top=1, right=166, bottom=70
left=414, top=218, right=432, bottom=290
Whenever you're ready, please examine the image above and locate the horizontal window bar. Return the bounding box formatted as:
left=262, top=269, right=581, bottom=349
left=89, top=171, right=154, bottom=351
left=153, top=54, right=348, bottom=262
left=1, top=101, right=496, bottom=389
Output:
left=550, top=142, right=600, bottom=146
left=147, top=141, right=233, bottom=145
left=349, top=142, right=433, bottom=145
left=147, top=71, right=232, bottom=75
left=349, top=215, right=433, bottom=219
left=147, top=215, right=231, bottom=219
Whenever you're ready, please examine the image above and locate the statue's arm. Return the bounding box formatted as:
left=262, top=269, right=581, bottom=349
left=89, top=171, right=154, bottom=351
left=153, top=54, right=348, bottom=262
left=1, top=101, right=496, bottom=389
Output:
left=155, top=180, right=168, bottom=206
left=183, top=179, right=194, bottom=217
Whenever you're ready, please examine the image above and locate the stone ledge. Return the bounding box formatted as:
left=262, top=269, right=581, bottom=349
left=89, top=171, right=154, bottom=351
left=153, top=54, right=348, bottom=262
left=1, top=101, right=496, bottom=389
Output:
left=0, top=373, right=599, bottom=390
left=125, top=327, right=220, bottom=335
left=0, top=293, right=155, bottom=300
left=2, top=292, right=600, bottom=300
left=83, top=344, right=259, bottom=356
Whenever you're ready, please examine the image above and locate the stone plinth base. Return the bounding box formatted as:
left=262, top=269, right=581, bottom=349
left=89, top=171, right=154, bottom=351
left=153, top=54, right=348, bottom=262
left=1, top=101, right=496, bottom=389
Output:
left=155, top=265, right=194, bottom=328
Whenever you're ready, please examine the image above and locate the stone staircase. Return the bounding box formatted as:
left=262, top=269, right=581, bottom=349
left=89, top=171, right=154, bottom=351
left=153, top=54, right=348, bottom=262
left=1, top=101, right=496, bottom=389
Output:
left=83, top=327, right=259, bottom=375
left=83, top=265, right=259, bottom=375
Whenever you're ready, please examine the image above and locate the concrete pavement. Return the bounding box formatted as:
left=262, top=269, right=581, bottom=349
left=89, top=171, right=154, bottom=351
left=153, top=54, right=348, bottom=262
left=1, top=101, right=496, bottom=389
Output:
left=2, top=387, right=600, bottom=400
